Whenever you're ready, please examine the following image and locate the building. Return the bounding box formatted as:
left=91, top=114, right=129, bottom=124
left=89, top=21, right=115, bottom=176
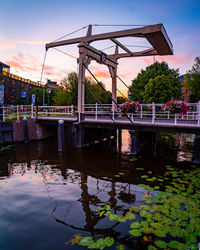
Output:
left=0, top=62, right=43, bottom=104
left=179, top=74, right=190, bottom=103
left=0, top=62, right=10, bottom=73
left=45, top=79, right=62, bottom=89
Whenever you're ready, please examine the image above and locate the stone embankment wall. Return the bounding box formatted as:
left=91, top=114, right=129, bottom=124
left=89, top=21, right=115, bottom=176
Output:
left=0, top=119, right=55, bottom=144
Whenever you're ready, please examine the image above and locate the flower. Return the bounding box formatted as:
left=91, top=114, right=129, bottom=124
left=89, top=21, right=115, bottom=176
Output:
left=120, top=101, right=141, bottom=114
left=162, top=100, right=188, bottom=114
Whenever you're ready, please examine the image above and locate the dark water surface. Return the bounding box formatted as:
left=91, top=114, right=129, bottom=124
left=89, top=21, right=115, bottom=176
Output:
left=0, top=131, right=194, bottom=250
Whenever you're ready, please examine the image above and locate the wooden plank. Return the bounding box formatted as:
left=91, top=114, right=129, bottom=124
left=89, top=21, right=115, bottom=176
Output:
left=110, top=48, right=158, bottom=59
left=46, top=24, right=173, bottom=55
left=111, top=38, right=133, bottom=55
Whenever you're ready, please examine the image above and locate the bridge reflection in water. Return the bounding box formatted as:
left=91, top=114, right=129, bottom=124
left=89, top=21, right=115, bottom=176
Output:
left=0, top=131, right=194, bottom=250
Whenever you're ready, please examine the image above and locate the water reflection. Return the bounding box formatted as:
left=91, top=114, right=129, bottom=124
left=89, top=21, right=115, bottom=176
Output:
left=0, top=130, right=195, bottom=249
left=1, top=159, right=153, bottom=249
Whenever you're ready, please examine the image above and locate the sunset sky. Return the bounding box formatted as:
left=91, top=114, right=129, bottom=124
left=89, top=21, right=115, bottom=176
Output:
left=0, top=0, right=200, bottom=95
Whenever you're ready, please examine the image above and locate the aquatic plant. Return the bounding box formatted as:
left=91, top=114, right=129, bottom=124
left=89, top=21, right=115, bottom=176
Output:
left=69, top=164, right=200, bottom=249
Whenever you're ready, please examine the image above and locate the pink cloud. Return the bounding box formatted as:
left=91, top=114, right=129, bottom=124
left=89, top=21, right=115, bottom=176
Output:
left=15, top=40, right=51, bottom=45
left=5, top=52, right=69, bottom=82
left=140, top=53, right=193, bottom=66
left=0, top=35, right=16, bottom=50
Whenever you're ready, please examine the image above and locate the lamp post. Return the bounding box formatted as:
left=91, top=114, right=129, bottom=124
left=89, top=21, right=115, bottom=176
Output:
left=47, top=87, right=51, bottom=106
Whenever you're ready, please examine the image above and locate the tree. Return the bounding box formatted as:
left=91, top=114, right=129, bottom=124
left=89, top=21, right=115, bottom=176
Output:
left=52, top=90, right=72, bottom=106
left=130, top=62, right=180, bottom=102
left=185, top=57, right=200, bottom=102
left=31, top=87, right=45, bottom=105
left=59, top=72, right=112, bottom=105
left=60, top=72, right=78, bottom=105
left=142, top=75, right=181, bottom=103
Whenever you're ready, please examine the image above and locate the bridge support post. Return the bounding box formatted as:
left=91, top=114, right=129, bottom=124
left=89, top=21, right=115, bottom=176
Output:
left=129, top=130, right=138, bottom=155
left=58, top=120, right=65, bottom=152
left=118, top=128, right=122, bottom=153
left=78, top=47, right=86, bottom=122
left=23, top=117, right=29, bottom=143
left=75, top=124, right=84, bottom=148
left=193, top=134, right=200, bottom=164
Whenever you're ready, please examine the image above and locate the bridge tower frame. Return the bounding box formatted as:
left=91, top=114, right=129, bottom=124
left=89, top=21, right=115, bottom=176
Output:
left=46, top=24, right=173, bottom=122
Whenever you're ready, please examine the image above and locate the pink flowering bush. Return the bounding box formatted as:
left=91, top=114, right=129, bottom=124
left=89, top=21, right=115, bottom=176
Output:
left=162, top=100, right=188, bottom=114
left=120, top=101, right=141, bottom=114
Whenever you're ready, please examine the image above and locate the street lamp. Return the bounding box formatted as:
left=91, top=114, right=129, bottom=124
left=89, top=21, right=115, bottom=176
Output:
left=47, top=87, right=51, bottom=106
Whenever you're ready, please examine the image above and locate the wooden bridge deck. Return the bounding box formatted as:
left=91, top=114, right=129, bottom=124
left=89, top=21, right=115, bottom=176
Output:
left=37, top=115, right=200, bottom=133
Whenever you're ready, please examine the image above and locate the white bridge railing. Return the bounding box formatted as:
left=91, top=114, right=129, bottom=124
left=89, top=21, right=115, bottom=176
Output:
left=83, top=103, right=200, bottom=126
left=0, top=105, right=74, bottom=121
left=0, top=103, right=200, bottom=127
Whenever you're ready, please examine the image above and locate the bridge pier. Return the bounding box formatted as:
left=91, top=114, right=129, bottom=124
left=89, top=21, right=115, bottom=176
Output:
left=23, top=118, right=29, bottom=143
left=117, top=128, right=122, bottom=153
left=129, top=130, right=157, bottom=156
left=58, top=120, right=65, bottom=152
left=193, top=134, right=200, bottom=164
left=75, top=124, right=84, bottom=148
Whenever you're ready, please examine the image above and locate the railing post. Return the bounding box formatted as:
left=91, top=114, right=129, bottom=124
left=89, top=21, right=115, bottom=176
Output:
left=175, top=114, right=177, bottom=125
left=31, top=104, right=34, bottom=118
left=71, top=104, right=74, bottom=115
left=131, top=113, right=134, bottom=122
left=95, top=103, right=98, bottom=121
left=140, top=104, right=143, bottom=118
left=3, top=105, right=5, bottom=122
left=152, top=102, right=155, bottom=124
left=17, top=105, right=19, bottom=120
left=112, top=103, right=115, bottom=120
left=198, top=101, right=200, bottom=126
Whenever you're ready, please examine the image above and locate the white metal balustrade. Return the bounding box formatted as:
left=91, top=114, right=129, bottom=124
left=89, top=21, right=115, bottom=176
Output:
left=0, top=103, right=200, bottom=128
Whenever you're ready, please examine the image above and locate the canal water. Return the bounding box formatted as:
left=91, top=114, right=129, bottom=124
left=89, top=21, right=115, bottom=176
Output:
left=0, top=131, right=194, bottom=250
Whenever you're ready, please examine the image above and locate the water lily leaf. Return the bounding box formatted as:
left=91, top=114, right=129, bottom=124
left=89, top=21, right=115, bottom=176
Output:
left=136, top=168, right=144, bottom=170
left=109, top=214, right=118, bottom=221
left=168, top=240, right=183, bottom=249
left=141, top=175, right=148, bottom=178
left=116, top=244, right=125, bottom=250
left=150, top=222, right=163, bottom=229
left=88, top=242, right=98, bottom=249
left=130, top=222, right=141, bottom=228
left=114, top=175, right=120, bottom=178
left=125, top=212, right=135, bottom=220
left=130, top=157, right=138, bottom=162
left=148, top=245, right=157, bottom=250
left=129, top=229, right=142, bottom=236
left=154, top=186, right=160, bottom=190
left=153, top=229, right=167, bottom=237
left=95, top=238, right=106, bottom=249
left=104, top=205, right=111, bottom=211
left=79, top=237, right=94, bottom=246
left=147, top=171, right=152, bottom=174
left=155, top=240, right=167, bottom=248
left=99, top=211, right=105, bottom=217
left=118, top=172, right=124, bottom=175
left=146, top=178, right=155, bottom=182
left=104, top=237, right=114, bottom=247
left=185, top=233, right=197, bottom=243
left=117, top=216, right=127, bottom=222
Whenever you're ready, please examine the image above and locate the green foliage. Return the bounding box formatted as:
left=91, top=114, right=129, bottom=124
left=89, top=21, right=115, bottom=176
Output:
left=130, top=61, right=180, bottom=102
left=52, top=90, right=72, bottom=106
left=142, top=75, right=181, bottom=103
left=30, top=87, right=45, bottom=105
left=185, top=57, right=200, bottom=101
left=59, top=72, right=112, bottom=105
